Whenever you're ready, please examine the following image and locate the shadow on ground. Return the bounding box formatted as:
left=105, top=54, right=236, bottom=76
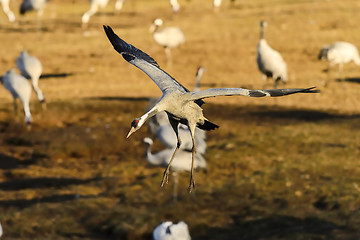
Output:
left=195, top=215, right=348, bottom=240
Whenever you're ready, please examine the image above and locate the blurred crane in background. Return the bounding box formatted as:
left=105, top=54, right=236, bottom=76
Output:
left=318, top=41, right=360, bottom=82
left=82, top=0, right=125, bottom=27
left=1, top=70, right=32, bottom=126
left=153, top=221, right=191, bottom=240
left=257, top=21, right=287, bottom=88
left=143, top=137, right=207, bottom=200
left=0, top=0, right=15, bottom=22
left=16, top=51, right=46, bottom=109
left=149, top=18, right=185, bottom=64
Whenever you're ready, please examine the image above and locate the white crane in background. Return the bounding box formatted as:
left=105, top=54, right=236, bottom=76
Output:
left=103, top=25, right=318, bottom=192
left=144, top=137, right=206, bottom=199
left=0, top=0, right=15, bottom=22
left=153, top=221, right=191, bottom=240
left=257, top=21, right=287, bottom=88
left=1, top=70, right=32, bottom=125
left=318, top=41, right=360, bottom=80
left=16, top=51, right=46, bottom=109
left=82, top=0, right=125, bottom=26
left=149, top=18, right=185, bottom=64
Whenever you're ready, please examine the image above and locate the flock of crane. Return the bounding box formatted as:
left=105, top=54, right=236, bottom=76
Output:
left=1, top=1, right=360, bottom=239
left=0, top=0, right=234, bottom=25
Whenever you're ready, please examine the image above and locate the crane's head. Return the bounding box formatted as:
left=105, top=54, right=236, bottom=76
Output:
left=127, top=118, right=142, bottom=138
left=318, top=46, right=329, bottom=60
left=149, top=18, right=163, bottom=33
left=153, top=18, right=163, bottom=27
left=260, top=20, right=267, bottom=28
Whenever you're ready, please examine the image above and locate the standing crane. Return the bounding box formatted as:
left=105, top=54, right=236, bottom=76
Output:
left=149, top=18, right=185, bottom=64
left=103, top=25, right=319, bottom=192
left=16, top=51, right=46, bottom=109
left=257, top=21, right=287, bottom=88
left=153, top=221, right=191, bottom=240
left=0, top=0, right=15, bottom=22
left=1, top=70, right=32, bottom=125
left=318, top=41, right=360, bottom=80
left=143, top=137, right=206, bottom=199
left=82, top=0, right=125, bottom=27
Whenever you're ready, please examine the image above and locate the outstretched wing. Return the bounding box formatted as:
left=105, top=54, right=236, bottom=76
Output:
left=189, top=87, right=319, bottom=100
left=103, top=25, right=189, bottom=93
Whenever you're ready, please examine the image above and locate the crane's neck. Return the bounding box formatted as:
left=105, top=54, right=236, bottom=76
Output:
left=260, top=26, right=266, bottom=40
left=194, top=71, right=203, bottom=92
left=138, top=105, right=161, bottom=129
left=145, top=142, right=162, bottom=166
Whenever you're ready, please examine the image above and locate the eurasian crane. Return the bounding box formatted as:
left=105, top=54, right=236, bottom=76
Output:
left=82, top=0, right=125, bottom=26
left=16, top=51, right=45, bottom=108
left=147, top=66, right=207, bottom=155
left=103, top=25, right=319, bottom=192
left=153, top=221, right=191, bottom=240
left=143, top=137, right=206, bottom=199
left=318, top=41, right=360, bottom=80
left=147, top=66, right=205, bottom=135
left=149, top=18, right=185, bottom=64
left=257, top=21, right=287, bottom=88
left=0, top=0, right=15, bottom=22
left=1, top=70, right=32, bottom=125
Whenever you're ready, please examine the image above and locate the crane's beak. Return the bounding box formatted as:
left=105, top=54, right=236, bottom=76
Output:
left=126, top=127, right=135, bottom=138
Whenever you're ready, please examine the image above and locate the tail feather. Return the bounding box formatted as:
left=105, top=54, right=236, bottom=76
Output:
left=197, top=120, right=219, bottom=131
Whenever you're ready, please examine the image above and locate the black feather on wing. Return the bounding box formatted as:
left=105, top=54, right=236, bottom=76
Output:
left=103, top=25, right=159, bottom=68
left=253, top=87, right=320, bottom=97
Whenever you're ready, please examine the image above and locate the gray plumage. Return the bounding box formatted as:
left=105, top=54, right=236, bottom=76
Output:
left=103, top=25, right=318, bottom=192
left=257, top=21, right=287, bottom=88
left=16, top=51, right=45, bottom=104
left=146, top=66, right=207, bottom=155
left=1, top=0, right=15, bottom=22
left=1, top=70, right=32, bottom=124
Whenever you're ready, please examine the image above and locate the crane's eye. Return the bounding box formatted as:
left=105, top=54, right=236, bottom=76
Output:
left=131, top=119, right=139, bottom=128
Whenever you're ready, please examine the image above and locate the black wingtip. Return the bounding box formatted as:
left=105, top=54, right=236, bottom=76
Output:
left=304, top=87, right=320, bottom=93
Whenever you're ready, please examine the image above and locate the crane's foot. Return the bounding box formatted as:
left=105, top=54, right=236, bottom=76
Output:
left=188, top=176, right=195, bottom=193
left=160, top=170, right=170, bottom=187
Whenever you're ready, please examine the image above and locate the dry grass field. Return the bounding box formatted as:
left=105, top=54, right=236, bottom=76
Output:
left=0, top=0, right=360, bottom=239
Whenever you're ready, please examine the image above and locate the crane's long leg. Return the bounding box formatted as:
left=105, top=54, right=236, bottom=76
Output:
left=160, top=118, right=181, bottom=187
left=188, top=123, right=196, bottom=193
